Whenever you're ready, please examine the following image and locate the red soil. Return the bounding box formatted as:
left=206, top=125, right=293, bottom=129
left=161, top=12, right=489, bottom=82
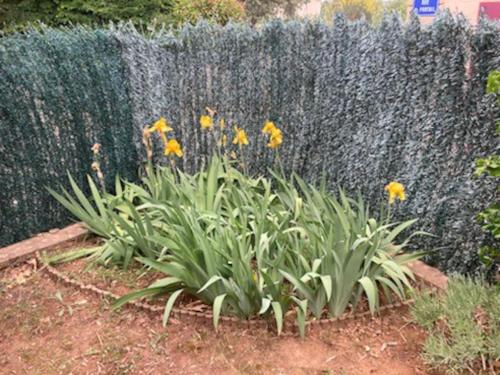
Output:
left=0, top=255, right=438, bottom=375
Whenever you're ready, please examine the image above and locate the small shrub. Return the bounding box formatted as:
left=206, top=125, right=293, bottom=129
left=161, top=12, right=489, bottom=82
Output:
left=411, top=276, right=500, bottom=374
left=475, top=70, right=500, bottom=276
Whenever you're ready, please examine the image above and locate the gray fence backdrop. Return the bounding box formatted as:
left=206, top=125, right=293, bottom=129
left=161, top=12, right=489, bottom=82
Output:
left=0, top=13, right=499, bottom=275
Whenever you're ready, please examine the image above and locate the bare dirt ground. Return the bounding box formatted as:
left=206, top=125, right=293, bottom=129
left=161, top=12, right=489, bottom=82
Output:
left=0, top=243, right=436, bottom=375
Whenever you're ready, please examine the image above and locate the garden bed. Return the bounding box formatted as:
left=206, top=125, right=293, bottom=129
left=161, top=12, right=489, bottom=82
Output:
left=38, top=238, right=425, bottom=333
left=0, top=240, right=432, bottom=374
left=0, top=118, right=455, bottom=373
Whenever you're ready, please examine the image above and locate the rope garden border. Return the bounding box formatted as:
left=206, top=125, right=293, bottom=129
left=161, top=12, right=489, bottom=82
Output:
left=35, top=252, right=437, bottom=334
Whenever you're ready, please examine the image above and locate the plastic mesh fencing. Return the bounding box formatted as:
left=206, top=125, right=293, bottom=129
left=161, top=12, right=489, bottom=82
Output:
left=0, top=27, right=138, bottom=246
left=0, top=14, right=498, bottom=274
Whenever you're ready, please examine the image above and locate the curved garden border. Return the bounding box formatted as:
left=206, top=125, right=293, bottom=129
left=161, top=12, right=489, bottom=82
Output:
left=0, top=223, right=446, bottom=334
left=36, top=253, right=432, bottom=333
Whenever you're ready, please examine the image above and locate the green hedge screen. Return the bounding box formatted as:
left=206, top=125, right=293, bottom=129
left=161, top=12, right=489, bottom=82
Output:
left=0, top=14, right=498, bottom=274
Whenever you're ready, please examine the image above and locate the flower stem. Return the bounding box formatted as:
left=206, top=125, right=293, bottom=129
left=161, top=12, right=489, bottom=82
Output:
left=275, top=149, right=286, bottom=179
left=240, top=145, right=248, bottom=175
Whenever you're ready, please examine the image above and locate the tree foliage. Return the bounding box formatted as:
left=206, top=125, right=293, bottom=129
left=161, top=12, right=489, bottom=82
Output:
left=243, top=0, right=309, bottom=23
left=0, top=0, right=246, bottom=31
left=169, top=0, right=245, bottom=27
left=321, top=0, right=408, bottom=23
left=54, top=0, right=174, bottom=25
left=0, top=0, right=174, bottom=30
left=0, top=0, right=58, bottom=28
left=383, top=0, right=408, bottom=19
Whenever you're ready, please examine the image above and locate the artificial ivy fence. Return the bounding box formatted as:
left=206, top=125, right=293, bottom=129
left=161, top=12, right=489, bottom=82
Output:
left=0, top=13, right=498, bottom=275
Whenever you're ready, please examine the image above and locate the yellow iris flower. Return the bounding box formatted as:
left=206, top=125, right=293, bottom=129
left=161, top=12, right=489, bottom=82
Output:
left=233, top=127, right=249, bottom=146
left=262, top=120, right=276, bottom=134
left=219, top=118, right=225, bottom=129
left=385, top=181, right=406, bottom=204
left=164, top=139, right=183, bottom=158
left=200, top=115, right=214, bottom=129
left=148, top=117, right=173, bottom=134
left=267, top=128, right=283, bottom=149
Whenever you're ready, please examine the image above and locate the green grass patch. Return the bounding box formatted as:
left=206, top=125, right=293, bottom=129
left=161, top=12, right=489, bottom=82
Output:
left=411, top=276, right=500, bottom=374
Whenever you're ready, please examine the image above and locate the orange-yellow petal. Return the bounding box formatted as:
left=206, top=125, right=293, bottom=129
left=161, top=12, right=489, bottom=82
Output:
left=200, top=115, right=214, bottom=129
left=164, top=139, right=183, bottom=158
left=149, top=117, right=173, bottom=134
left=232, top=127, right=249, bottom=146
left=262, top=121, right=276, bottom=134
left=384, top=181, right=405, bottom=204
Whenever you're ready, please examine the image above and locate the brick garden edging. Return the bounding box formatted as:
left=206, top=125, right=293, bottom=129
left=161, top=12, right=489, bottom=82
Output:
left=0, top=223, right=88, bottom=269
left=408, top=260, right=448, bottom=290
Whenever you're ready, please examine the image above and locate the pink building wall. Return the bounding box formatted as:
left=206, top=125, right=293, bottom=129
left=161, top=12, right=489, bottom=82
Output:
left=294, top=1, right=500, bottom=24
left=297, top=0, right=323, bottom=18
left=411, top=0, right=500, bottom=25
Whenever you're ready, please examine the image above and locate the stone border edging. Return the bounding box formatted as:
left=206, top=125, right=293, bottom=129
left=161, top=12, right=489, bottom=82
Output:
left=0, top=223, right=88, bottom=269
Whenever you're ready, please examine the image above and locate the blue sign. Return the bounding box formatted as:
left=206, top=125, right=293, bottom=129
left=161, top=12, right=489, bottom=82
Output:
left=413, top=0, right=439, bottom=16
